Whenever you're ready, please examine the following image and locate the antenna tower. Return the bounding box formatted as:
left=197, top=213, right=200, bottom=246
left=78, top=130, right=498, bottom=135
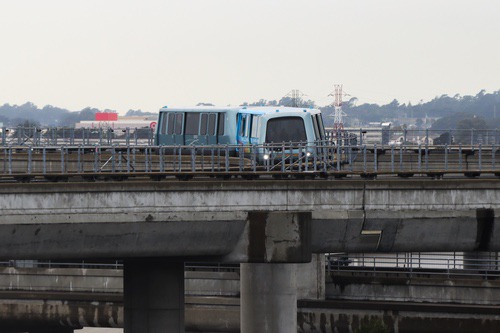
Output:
left=329, top=84, right=347, bottom=130
left=285, top=89, right=306, bottom=107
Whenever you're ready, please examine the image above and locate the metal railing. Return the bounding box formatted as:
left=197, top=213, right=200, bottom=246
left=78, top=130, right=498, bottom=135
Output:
left=0, top=142, right=340, bottom=177
left=2, top=126, right=499, bottom=148
left=1, top=126, right=155, bottom=147
left=0, top=143, right=497, bottom=178
left=326, top=253, right=500, bottom=280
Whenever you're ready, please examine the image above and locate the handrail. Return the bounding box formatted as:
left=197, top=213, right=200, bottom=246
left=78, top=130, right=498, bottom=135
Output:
left=326, top=253, right=500, bottom=280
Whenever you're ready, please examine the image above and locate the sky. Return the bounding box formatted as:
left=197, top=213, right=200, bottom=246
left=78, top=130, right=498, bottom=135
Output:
left=0, top=0, right=499, bottom=114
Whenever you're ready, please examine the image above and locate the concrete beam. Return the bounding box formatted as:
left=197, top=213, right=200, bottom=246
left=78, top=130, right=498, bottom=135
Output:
left=0, top=180, right=498, bottom=259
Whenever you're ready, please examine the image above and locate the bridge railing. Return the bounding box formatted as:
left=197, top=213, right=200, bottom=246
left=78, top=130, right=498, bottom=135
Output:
left=0, top=142, right=341, bottom=177
left=326, top=253, right=500, bottom=280
left=326, top=128, right=500, bottom=146
left=0, top=142, right=497, bottom=179
left=1, top=126, right=156, bottom=147
left=3, top=126, right=499, bottom=148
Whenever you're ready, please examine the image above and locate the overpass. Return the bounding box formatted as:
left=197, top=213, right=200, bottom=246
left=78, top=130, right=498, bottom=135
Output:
left=0, top=178, right=499, bottom=332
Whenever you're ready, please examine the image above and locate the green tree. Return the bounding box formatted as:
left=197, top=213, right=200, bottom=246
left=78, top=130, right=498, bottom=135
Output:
left=455, top=116, right=488, bottom=144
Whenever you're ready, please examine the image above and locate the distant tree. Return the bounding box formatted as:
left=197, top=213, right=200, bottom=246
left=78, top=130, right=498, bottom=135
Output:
left=249, top=99, right=267, bottom=106
left=125, top=109, right=156, bottom=116
left=455, top=116, right=488, bottom=144
left=415, top=118, right=423, bottom=128
left=196, top=102, right=214, bottom=106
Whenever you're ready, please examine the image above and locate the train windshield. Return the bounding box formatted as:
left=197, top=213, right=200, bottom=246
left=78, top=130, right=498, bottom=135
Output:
left=265, top=117, right=307, bottom=143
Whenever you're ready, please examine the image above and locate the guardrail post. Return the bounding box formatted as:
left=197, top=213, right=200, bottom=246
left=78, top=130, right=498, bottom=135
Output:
left=492, top=144, right=496, bottom=171
left=479, top=143, right=482, bottom=171
left=391, top=145, right=394, bottom=173
left=60, top=146, right=65, bottom=174
left=418, top=144, right=422, bottom=171
left=425, top=143, right=429, bottom=171
left=43, top=147, right=47, bottom=174
left=459, top=144, right=463, bottom=171
left=111, top=146, right=116, bottom=172
left=1, top=127, right=6, bottom=146
left=363, top=145, right=367, bottom=173
left=445, top=144, right=448, bottom=171
left=28, top=146, right=32, bottom=174
left=191, top=146, right=196, bottom=172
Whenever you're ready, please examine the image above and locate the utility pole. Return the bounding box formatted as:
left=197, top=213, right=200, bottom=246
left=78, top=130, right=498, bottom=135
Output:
left=285, top=89, right=306, bottom=107
left=329, top=84, right=347, bottom=131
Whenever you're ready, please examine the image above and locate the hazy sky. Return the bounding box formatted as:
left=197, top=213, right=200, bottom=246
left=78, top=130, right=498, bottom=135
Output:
left=0, top=0, right=498, bottom=114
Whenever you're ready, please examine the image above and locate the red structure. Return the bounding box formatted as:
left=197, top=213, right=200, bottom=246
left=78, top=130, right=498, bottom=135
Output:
left=95, top=112, right=118, bottom=121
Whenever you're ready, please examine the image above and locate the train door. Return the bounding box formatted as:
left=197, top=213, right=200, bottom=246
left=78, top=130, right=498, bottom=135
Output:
left=172, top=112, right=185, bottom=145
left=163, top=112, right=182, bottom=145
left=199, top=113, right=218, bottom=145
left=217, top=113, right=227, bottom=144
left=237, top=113, right=251, bottom=146
left=156, top=112, right=168, bottom=145
left=184, top=112, right=200, bottom=145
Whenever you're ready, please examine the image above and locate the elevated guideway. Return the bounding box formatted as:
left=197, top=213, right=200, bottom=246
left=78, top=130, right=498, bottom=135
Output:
left=0, top=179, right=498, bottom=259
left=0, top=177, right=499, bottom=332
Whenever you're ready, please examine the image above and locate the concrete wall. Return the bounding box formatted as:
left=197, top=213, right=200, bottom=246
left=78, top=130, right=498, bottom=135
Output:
left=327, top=274, right=500, bottom=305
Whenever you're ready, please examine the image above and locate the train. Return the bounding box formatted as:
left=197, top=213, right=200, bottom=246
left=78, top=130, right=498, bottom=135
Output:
left=154, top=105, right=329, bottom=162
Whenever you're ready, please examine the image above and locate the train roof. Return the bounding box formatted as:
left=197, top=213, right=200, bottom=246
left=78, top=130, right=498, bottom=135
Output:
left=241, top=106, right=321, bottom=114
left=159, top=106, right=239, bottom=112
left=159, top=106, right=321, bottom=115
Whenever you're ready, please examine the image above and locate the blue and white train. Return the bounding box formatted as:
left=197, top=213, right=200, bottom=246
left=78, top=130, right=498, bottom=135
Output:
left=155, top=105, right=328, bottom=159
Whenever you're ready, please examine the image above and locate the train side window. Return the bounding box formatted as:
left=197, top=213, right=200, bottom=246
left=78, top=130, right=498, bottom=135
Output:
left=208, top=114, right=216, bottom=136
left=218, top=113, right=225, bottom=135
left=174, top=113, right=183, bottom=135
left=251, top=116, right=260, bottom=138
left=167, top=113, right=175, bottom=134
left=200, top=113, right=208, bottom=135
left=239, top=115, right=247, bottom=137
left=185, top=112, right=200, bottom=135
left=160, top=113, right=168, bottom=135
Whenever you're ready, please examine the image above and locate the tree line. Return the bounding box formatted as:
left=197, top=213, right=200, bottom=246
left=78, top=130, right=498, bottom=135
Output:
left=1, top=89, right=499, bottom=130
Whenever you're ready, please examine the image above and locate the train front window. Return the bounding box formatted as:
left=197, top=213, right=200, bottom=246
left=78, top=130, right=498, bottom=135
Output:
left=311, top=115, right=320, bottom=141
left=316, top=114, right=326, bottom=140
left=265, top=117, right=307, bottom=143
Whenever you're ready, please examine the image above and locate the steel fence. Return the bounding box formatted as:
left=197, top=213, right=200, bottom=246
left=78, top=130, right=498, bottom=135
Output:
left=326, top=252, right=500, bottom=280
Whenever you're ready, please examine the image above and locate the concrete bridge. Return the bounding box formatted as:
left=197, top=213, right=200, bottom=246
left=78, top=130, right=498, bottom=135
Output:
left=0, top=178, right=499, bottom=332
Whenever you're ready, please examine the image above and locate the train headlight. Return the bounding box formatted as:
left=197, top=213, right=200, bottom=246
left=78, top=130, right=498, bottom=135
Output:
left=306, top=152, right=311, bottom=157
left=263, top=154, right=270, bottom=160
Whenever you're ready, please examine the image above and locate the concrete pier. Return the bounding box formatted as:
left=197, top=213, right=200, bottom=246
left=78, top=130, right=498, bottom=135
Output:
left=124, top=259, right=184, bottom=333
left=240, top=263, right=297, bottom=333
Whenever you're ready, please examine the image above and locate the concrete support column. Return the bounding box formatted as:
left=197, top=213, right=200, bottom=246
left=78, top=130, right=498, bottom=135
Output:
left=296, top=253, right=325, bottom=300
left=124, top=259, right=184, bottom=333
left=241, top=263, right=297, bottom=333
